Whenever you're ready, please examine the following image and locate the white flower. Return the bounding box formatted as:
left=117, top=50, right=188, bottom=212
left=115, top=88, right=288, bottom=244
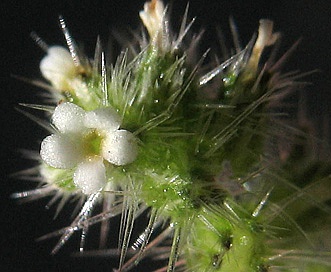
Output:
left=40, top=46, right=78, bottom=90
left=40, top=46, right=97, bottom=107
left=40, top=102, right=138, bottom=194
left=139, top=0, right=165, bottom=44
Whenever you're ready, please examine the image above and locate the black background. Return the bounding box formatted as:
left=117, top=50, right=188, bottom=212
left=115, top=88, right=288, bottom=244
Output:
left=1, top=0, right=331, bottom=271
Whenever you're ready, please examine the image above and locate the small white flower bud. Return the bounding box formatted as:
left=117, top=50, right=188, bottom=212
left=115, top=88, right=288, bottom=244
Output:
left=247, top=20, right=280, bottom=71
left=139, top=0, right=165, bottom=43
left=40, top=46, right=77, bottom=90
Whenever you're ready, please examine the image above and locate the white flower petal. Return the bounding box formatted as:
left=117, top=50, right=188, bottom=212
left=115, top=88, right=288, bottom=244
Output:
left=73, top=159, right=106, bottom=195
left=52, top=102, right=86, bottom=133
left=40, top=134, right=82, bottom=169
left=84, top=107, right=121, bottom=131
left=40, top=46, right=76, bottom=90
left=102, top=130, right=138, bottom=166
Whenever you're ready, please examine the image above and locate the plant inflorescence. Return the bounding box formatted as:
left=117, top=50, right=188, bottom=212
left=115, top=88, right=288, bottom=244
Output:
left=13, top=0, right=331, bottom=271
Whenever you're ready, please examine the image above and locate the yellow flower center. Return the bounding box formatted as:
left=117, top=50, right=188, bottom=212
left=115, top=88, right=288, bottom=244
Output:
left=82, top=129, right=103, bottom=157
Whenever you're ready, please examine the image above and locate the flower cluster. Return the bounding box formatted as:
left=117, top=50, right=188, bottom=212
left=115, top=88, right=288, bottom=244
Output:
left=14, top=0, right=331, bottom=272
